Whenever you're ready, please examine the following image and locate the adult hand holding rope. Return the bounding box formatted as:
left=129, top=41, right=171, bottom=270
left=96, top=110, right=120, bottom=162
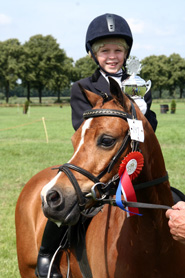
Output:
left=166, top=201, right=185, bottom=244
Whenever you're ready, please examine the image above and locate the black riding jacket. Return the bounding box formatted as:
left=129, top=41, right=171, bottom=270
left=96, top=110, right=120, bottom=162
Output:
left=70, top=69, right=157, bottom=131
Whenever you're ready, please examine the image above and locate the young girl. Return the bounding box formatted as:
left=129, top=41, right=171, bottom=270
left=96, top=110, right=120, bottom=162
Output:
left=71, top=13, right=157, bottom=131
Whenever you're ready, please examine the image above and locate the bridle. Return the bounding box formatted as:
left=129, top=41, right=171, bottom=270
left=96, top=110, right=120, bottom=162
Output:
left=53, top=100, right=170, bottom=216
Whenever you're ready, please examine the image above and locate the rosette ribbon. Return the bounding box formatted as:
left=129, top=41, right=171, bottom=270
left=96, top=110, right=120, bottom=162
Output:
left=116, top=152, right=144, bottom=217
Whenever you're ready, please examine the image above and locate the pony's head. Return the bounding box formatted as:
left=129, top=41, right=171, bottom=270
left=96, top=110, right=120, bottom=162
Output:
left=40, top=78, right=158, bottom=225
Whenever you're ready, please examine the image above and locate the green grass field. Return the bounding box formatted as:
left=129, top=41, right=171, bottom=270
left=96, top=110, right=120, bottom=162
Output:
left=0, top=101, right=185, bottom=277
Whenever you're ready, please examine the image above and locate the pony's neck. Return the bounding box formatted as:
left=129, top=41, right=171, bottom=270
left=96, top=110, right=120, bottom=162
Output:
left=142, top=122, right=167, bottom=179
left=133, top=122, right=173, bottom=210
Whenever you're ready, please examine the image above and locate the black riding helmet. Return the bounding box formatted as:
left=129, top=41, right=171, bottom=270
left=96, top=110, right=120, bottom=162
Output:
left=85, top=13, right=133, bottom=76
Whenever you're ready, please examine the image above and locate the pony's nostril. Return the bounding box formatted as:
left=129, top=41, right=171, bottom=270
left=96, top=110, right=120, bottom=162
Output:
left=46, top=190, right=63, bottom=208
left=49, top=191, right=59, bottom=202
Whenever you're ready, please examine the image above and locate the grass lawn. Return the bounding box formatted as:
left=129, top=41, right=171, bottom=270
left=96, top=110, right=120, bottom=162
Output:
left=0, top=105, right=74, bottom=278
left=0, top=101, right=185, bottom=277
left=154, top=101, right=185, bottom=190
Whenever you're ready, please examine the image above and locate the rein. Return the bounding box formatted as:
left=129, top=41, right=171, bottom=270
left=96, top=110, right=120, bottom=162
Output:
left=54, top=100, right=171, bottom=214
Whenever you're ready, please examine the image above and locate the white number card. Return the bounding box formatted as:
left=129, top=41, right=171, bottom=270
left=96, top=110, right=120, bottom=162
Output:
left=127, top=119, right=144, bottom=142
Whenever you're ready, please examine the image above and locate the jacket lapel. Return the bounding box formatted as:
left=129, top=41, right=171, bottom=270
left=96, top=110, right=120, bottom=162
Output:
left=91, top=69, right=110, bottom=94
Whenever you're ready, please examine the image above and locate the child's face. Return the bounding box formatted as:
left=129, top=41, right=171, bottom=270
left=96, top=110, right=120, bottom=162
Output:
left=96, top=43, right=127, bottom=74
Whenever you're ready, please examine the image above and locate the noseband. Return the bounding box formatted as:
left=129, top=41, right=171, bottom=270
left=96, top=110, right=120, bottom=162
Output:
left=53, top=100, right=170, bottom=215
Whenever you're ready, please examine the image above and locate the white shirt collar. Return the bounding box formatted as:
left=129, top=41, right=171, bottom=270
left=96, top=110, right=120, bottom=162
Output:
left=100, top=69, right=123, bottom=88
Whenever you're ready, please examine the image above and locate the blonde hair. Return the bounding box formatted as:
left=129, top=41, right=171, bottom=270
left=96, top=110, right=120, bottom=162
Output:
left=89, top=37, right=129, bottom=57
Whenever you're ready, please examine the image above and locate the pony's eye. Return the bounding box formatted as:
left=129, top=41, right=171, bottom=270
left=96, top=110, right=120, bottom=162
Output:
left=98, top=135, right=116, bottom=148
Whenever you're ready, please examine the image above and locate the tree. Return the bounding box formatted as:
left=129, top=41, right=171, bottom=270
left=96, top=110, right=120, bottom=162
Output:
left=141, top=55, right=169, bottom=98
left=167, top=54, right=185, bottom=98
left=0, top=39, right=22, bottom=103
left=48, top=56, right=74, bottom=102
left=19, top=44, right=35, bottom=101
left=21, top=35, right=68, bottom=103
left=73, top=55, right=97, bottom=81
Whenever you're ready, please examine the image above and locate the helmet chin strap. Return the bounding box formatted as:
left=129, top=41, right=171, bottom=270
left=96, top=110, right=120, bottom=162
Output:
left=87, top=42, right=127, bottom=78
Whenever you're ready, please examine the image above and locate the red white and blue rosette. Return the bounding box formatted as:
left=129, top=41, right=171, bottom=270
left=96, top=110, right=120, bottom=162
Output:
left=116, top=152, right=144, bottom=217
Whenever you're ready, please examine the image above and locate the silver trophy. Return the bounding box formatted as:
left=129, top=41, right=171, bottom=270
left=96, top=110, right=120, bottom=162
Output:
left=122, top=57, right=151, bottom=97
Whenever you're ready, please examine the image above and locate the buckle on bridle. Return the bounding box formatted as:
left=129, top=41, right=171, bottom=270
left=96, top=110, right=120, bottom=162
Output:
left=86, top=182, right=107, bottom=201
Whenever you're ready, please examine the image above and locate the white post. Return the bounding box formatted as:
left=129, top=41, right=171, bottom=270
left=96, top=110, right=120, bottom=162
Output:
left=42, top=117, right=49, bottom=143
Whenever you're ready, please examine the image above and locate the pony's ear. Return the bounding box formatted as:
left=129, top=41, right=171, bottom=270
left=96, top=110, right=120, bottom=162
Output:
left=78, top=82, right=102, bottom=107
left=109, top=77, right=129, bottom=109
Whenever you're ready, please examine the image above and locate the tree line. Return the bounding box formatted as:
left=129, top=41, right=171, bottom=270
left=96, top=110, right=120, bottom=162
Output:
left=141, top=54, right=185, bottom=98
left=0, top=34, right=184, bottom=103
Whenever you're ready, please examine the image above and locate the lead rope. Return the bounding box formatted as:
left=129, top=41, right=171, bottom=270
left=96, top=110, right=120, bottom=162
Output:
left=101, top=198, right=172, bottom=211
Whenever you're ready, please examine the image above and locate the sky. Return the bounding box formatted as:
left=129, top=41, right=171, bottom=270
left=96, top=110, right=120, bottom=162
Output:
left=1, top=0, right=185, bottom=62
